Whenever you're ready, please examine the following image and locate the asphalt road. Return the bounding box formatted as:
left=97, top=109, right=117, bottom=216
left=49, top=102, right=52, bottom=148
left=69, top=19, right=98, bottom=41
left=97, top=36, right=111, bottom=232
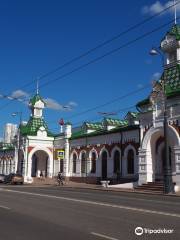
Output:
left=0, top=185, right=180, bottom=240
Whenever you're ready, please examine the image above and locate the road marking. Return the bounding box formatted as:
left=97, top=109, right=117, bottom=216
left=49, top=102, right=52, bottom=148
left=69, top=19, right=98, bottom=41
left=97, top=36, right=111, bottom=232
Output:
left=0, top=205, right=11, bottom=210
left=91, top=232, right=119, bottom=240
left=3, top=189, right=180, bottom=218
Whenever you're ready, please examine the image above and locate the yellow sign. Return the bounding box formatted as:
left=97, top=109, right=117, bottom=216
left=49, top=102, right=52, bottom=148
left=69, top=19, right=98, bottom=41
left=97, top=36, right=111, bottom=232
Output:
left=57, top=150, right=64, bottom=160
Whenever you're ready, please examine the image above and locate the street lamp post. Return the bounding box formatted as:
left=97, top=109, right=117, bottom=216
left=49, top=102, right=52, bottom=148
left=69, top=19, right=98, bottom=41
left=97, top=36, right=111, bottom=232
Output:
left=12, top=112, right=22, bottom=174
left=150, top=48, right=174, bottom=194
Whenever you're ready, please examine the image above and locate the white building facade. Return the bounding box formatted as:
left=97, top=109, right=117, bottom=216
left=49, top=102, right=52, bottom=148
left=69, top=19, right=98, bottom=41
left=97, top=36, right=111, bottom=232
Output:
left=137, top=24, right=180, bottom=188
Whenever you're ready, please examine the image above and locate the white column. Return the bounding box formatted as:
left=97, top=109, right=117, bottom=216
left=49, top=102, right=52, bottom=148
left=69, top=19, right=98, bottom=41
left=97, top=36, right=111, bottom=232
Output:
left=47, top=155, right=53, bottom=178
left=4, top=161, right=7, bottom=175
left=14, top=148, right=18, bottom=174
left=64, top=138, right=70, bottom=176
left=7, top=160, right=10, bottom=174
left=138, top=149, right=154, bottom=185
left=24, top=147, right=33, bottom=183
left=0, top=160, right=1, bottom=174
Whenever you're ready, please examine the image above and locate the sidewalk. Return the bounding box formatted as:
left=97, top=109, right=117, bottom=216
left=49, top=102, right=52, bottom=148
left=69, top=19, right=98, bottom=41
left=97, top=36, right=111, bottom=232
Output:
left=30, top=180, right=180, bottom=197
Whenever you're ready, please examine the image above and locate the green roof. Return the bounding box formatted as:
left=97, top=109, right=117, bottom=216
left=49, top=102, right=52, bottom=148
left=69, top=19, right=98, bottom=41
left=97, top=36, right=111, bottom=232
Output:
left=29, top=94, right=45, bottom=107
left=136, top=65, right=180, bottom=109
left=0, top=143, right=15, bottom=151
left=168, top=24, right=180, bottom=41
left=163, top=64, right=180, bottom=96
left=70, top=125, right=139, bottom=140
left=84, top=122, right=103, bottom=130
left=103, top=118, right=128, bottom=126
left=128, top=112, right=139, bottom=118
left=20, top=117, right=54, bottom=137
left=71, top=117, right=133, bottom=140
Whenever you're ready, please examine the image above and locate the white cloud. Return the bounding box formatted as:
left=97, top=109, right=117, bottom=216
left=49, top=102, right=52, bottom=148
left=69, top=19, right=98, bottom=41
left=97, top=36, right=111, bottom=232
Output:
left=142, top=1, right=180, bottom=15
left=152, top=72, right=161, bottom=80
left=11, top=90, right=29, bottom=99
left=44, top=98, right=64, bottom=110
left=68, top=101, right=78, bottom=107
left=44, top=98, right=77, bottom=111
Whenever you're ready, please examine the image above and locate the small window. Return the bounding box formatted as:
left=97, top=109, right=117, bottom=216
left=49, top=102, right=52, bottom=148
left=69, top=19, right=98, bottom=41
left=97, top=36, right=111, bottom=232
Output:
left=73, top=154, right=77, bottom=173
left=81, top=152, right=86, bottom=173
left=60, top=160, right=64, bottom=173
left=114, top=150, right=120, bottom=174
left=91, top=152, right=96, bottom=173
left=127, top=149, right=134, bottom=174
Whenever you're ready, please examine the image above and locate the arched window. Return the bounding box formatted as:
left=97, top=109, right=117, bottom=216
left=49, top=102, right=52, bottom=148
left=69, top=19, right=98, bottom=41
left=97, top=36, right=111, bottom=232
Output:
left=60, top=159, right=64, bottom=173
left=127, top=149, right=134, bottom=174
left=73, top=154, right=77, bottom=173
left=81, top=152, right=86, bottom=173
left=102, top=151, right=107, bottom=180
left=114, top=150, right=120, bottom=174
left=91, top=152, right=96, bottom=173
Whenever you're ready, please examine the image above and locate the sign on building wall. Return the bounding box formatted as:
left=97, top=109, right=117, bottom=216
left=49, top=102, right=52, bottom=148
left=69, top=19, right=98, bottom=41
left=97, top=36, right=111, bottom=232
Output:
left=57, top=150, right=64, bottom=160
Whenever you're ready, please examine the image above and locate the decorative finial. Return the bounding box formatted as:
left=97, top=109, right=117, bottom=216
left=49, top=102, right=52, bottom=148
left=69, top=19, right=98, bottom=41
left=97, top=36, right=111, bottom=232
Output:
left=36, top=79, right=39, bottom=94
left=174, top=0, right=177, bottom=25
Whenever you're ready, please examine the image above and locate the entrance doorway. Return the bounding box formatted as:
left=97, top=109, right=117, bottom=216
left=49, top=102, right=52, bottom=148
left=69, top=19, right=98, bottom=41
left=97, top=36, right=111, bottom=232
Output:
left=31, top=150, right=48, bottom=177
left=102, top=151, right=107, bottom=180
left=155, top=144, right=172, bottom=181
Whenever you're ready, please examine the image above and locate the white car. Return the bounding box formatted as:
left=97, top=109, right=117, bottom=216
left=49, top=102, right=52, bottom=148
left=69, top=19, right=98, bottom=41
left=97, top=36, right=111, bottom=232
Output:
left=0, top=174, right=5, bottom=183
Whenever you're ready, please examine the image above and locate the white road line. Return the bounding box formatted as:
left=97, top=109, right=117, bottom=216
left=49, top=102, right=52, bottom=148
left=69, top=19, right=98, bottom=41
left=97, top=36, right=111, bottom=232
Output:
left=0, top=205, right=11, bottom=210
left=3, top=189, right=180, bottom=218
left=91, top=232, right=119, bottom=240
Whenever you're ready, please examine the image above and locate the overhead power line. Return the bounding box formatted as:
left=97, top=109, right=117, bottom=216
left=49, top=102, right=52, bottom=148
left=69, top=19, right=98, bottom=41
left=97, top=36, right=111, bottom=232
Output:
left=38, top=18, right=178, bottom=91
left=0, top=3, right=179, bottom=113
left=0, top=1, right=179, bottom=111
left=20, top=0, right=180, bottom=90
left=47, top=83, right=150, bottom=130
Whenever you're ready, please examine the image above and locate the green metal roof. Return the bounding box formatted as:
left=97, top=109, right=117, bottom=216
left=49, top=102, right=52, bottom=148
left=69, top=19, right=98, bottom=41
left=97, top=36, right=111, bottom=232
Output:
left=20, top=117, right=54, bottom=137
left=70, top=125, right=139, bottom=140
left=163, top=64, right=180, bottom=96
left=103, top=118, right=128, bottom=126
left=136, top=65, right=180, bottom=109
left=128, top=112, right=139, bottom=118
left=29, top=94, right=45, bottom=107
left=84, top=122, right=103, bottom=130
left=70, top=117, right=132, bottom=140
left=0, top=143, right=15, bottom=151
left=168, top=24, right=180, bottom=41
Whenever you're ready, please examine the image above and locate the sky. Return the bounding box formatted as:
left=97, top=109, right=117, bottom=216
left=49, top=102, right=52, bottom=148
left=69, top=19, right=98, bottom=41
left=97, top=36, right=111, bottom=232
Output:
left=0, top=0, right=179, bottom=137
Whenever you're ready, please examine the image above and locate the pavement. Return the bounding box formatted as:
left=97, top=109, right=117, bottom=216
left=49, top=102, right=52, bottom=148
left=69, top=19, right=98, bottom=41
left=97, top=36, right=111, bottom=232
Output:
left=0, top=185, right=180, bottom=240
left=28, top=179, right=180, bottom=196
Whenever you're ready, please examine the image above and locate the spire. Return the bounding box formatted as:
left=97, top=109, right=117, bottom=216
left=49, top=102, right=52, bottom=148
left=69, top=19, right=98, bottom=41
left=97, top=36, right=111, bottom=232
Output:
left=174, top=0, right=177, bottom=25
left=36, top=79, right=39, bottom=95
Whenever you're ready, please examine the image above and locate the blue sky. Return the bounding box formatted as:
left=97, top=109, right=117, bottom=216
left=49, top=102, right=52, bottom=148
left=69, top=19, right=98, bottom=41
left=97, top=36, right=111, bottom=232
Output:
left=0, top=0, right=179, bottom=137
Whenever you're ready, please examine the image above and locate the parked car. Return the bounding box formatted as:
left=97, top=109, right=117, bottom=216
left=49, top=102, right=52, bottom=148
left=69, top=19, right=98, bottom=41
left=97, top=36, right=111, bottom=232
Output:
left=0, top=174, right=5, bottom=183
left=4, top=173, right=24, bottom=185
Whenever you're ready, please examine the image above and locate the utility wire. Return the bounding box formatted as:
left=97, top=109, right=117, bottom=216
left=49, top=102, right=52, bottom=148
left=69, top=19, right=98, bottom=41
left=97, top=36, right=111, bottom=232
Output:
left=17, top=0, right=180, bottom=90
left=0, top=18, right=174, bottom=116
left=47, top=84, right=150, bottom=130
left=66, top=84, right=150, bottom=120
left=49, top=104, right=137, bottom=132
left=36, top=18, right=176, bottom=92
left=0, top=1, right=178, bottom=111
left=19, top=1, right=180, bottom=86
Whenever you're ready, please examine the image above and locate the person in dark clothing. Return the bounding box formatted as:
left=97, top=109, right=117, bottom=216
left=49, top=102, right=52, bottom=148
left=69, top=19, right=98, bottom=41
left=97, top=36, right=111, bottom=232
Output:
left=57, top=172, right=63, bottom=185
left=40, top=170, right=43, bottom=180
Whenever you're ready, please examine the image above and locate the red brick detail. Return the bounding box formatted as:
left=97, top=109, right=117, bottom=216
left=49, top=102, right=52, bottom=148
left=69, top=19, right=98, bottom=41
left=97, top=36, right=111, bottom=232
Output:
left=28, top=146, right=34, bottom=153
left=70, top=141, right=139, bottom=158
